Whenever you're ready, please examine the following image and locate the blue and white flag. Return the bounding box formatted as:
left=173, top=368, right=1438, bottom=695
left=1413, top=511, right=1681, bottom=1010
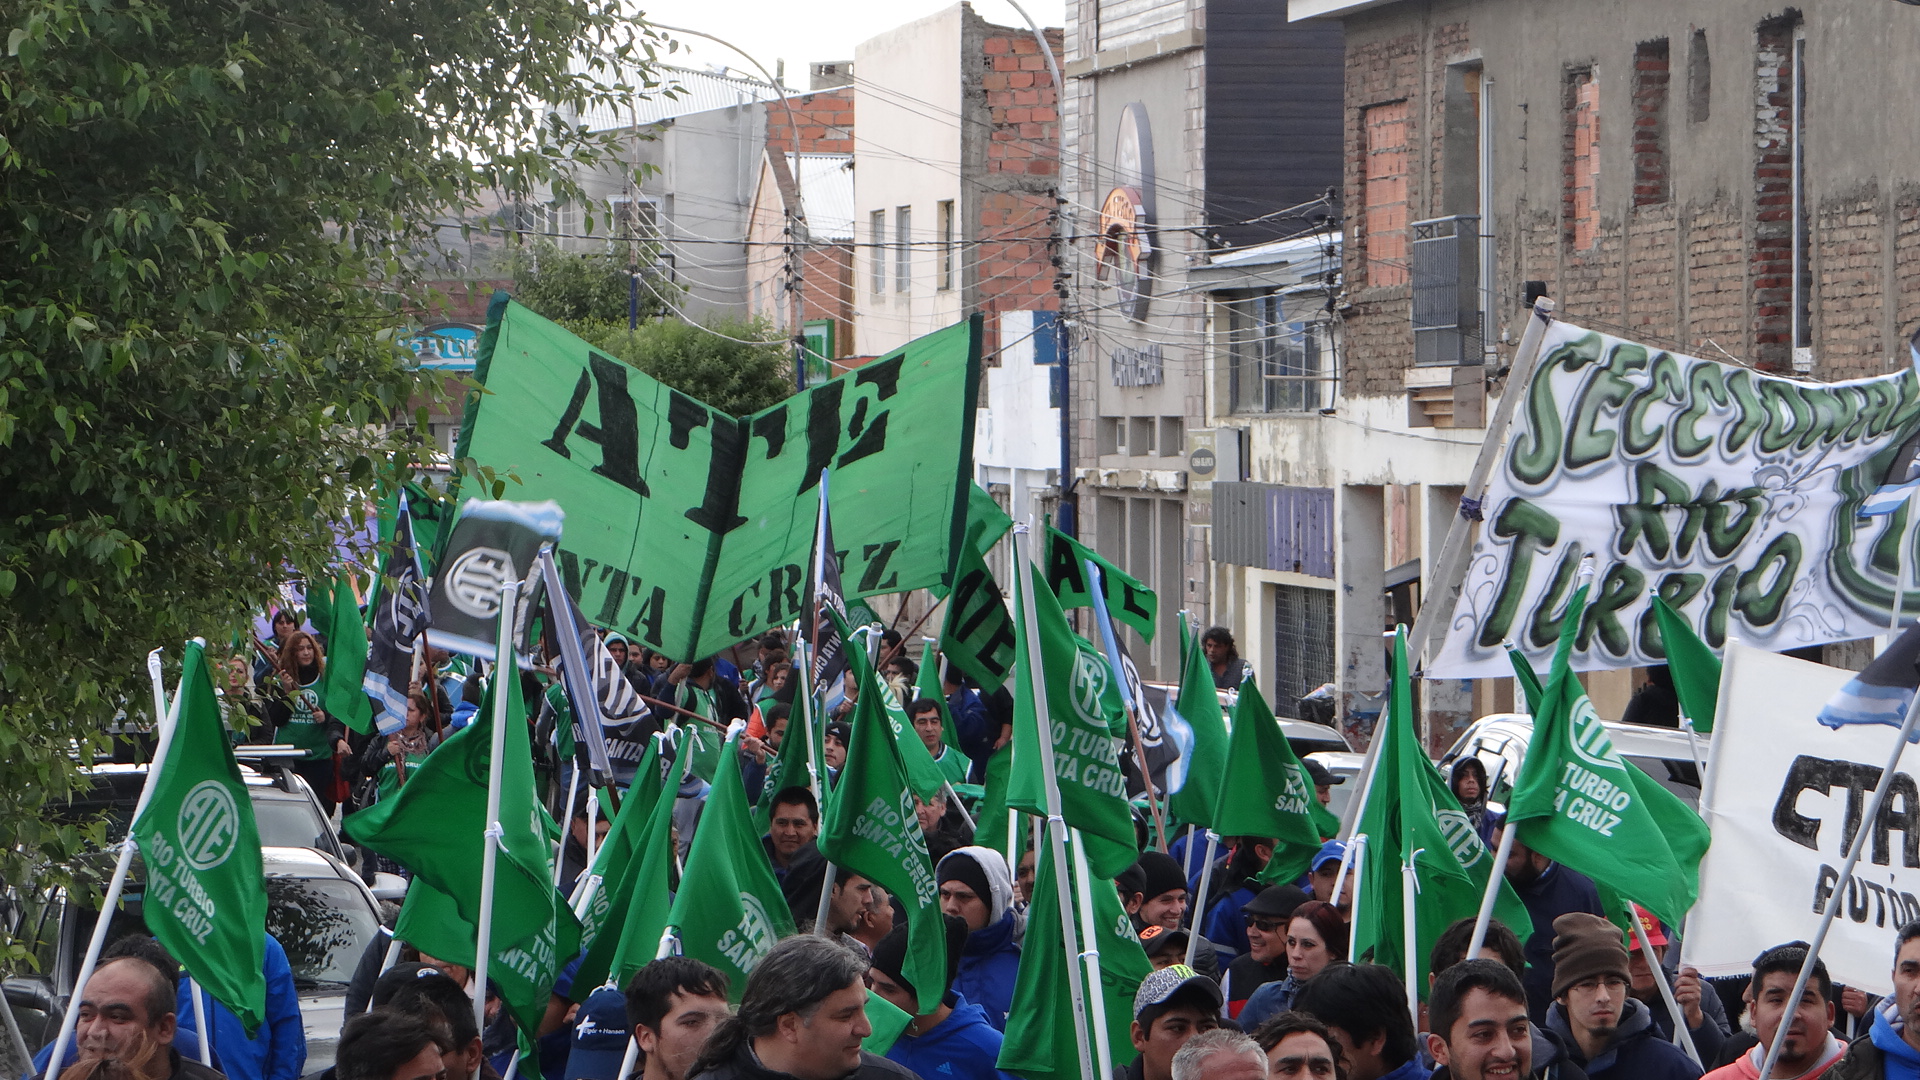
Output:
left=424, top=500, right=564, bottom=659
left=364, top=496, right=428, bottom=735
left=1817, top=622, right=1920, bottom=740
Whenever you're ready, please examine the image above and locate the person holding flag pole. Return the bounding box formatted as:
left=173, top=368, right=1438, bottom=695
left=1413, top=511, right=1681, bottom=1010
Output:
left=1009, top=522, right=1100, bottom=1080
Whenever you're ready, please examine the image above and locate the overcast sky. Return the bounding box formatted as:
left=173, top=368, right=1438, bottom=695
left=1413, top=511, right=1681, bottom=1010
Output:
left=636, top=0, right=1066, bottom=85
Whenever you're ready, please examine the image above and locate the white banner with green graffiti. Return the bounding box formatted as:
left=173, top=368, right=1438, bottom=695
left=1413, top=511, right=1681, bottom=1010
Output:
left=1430, top=321, right=1920, bottom=680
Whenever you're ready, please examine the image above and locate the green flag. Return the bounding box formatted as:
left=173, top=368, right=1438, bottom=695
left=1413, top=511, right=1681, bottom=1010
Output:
left=941, top=538, right=1018, bottom=691
left=915, top=642, right=961, bottom=757
left=863, top=990, right=914, bottom=1055
left=458, top=298, right=981, bottom=660
left=1165, top=614, right=1230, bottom=828
left=839, top=616, right=947, bottom=803
left=973, top=744, right=1015, bottom=856
left=819, top=612, right=948, bottom=1014
left=1007, top=560, right=1137, bottom=878
left=1209, top=680, right=1335, bottom=885
left=965, top=483, right=1014, bottom=558
left=1507, top=644, right=1544, bottom=715
left=1510, top=583, right=1711, bottom=930
left=569, top=760, right=681, bottom=1000
left=345, top=677, right=582, bottom=1032
left=754, top=700, right=820, bottom=833
left=1043, top=526, right=1156, bottom=642
left=997, top=831, right=1148, bottom=1080
left=1650, top=593, right=1721, bottom=733
left=133, top=641, right=268, bottom=1033
left=667, top=739, right=796, bottom=999
left=1351, top=629, right=1530, bottom=995
left=576, top=739, right=665, bottom=950
left=311, top=574, right=373, bottom=734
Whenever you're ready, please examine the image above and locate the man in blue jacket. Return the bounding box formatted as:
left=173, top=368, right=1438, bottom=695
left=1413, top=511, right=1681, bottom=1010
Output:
left=176, top=933, right=305, bottom=1080
left=868, top=916, right=1014, bottom=1080
left=937, top=847, right=1020, bottom=1032
left=1502, top=830, right=1606, bottom=1023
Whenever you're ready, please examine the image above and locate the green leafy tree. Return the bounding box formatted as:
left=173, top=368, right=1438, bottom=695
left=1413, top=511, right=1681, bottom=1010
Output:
left=0, top=0, right=662, bottom=936
left=506, top=238, right=677, bottom=325
left=571, top=318, right=794, bottom=416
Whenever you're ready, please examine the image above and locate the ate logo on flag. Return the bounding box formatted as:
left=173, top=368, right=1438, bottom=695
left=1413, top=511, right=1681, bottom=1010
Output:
left=1551, top=700, right=1634, bottom=837
left=1433, top=807, right=1488, bottom=870
left=715, top=892, right=779, bottom=970
left=446, top=547, right=517, bottom=617
left=1070, top=650, right=1111, bottom=728
left=179, top=782, right=242, bottom=870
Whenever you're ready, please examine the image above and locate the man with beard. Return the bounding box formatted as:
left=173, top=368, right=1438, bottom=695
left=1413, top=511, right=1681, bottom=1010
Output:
left=60, top=957, right=225, bottom=1080
left=1502, top=830, right=1605, bottom=1022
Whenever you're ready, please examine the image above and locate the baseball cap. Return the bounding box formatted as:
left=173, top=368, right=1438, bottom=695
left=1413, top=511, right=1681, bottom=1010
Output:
left=1630, top=903, right=1669, bottom=948
left=1302, top=759, right=1343, bottom=787
left=1136, top=924, right=1191, bottom=960
left=564, top=987, right=631, bottom=1080
left=370, top=962, right=463, bottom=1009
left=1132, top=964, right=1224, bottom=1023
left=1243, top=884, right=1308, bottom=919
left=1309, top=840, right=1347, bottom=872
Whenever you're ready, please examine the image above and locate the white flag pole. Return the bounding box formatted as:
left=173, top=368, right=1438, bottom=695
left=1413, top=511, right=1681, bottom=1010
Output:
left=43, top=649, right=187, bottom=1080
left=188, top=981, right=213, bottom=1066
left=555, top=765, right=581, bottom=890
left=614, top=1038, right=641, bottom=1080
left=1068, top=828, right=1115, bottom=1080
left=1011, top=523, right=1097, bottom=1080
left=584, top=789, right=601, bottom=869
left=471, top=580, right=520, bottom=1080
left=814, top=863, right=840, bottom=937
left=1466, top=823, right=1519, bottom=960
left=1630, top=913, right=1701, bottom=1066
left=1183, top=830, right=1218, bottom=968
left=1346, top=835, right=1368, bottom=949
left=1401, top=848, right=1424, bottom=1034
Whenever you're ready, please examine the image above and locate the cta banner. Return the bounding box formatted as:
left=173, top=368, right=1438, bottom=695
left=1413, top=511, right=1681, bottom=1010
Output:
left=1432, top=322, right=1920, bottom=679
left=456, top=297, right=981, bottom=661
left=1684, top=644, right=1917, bottom=996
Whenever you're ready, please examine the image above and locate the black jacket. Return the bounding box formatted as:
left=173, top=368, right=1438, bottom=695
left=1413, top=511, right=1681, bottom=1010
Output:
left=762, top=836, right=829, bottom=928
left=689, top=1044, right=921, bottom=1080
left=170, top=1048, right=227, bottom=1080
left=1513, top=863, right=1606, bottom=1022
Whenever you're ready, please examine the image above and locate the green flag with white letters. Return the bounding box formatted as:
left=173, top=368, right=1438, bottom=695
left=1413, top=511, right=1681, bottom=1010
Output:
left=133, top=640, right=267, bottom=1034
left=666, top=738, right=795, bottom=999
left=1210, top=679, right=1335, bottom=885
left=1510, top=582, right=1710, bottom=930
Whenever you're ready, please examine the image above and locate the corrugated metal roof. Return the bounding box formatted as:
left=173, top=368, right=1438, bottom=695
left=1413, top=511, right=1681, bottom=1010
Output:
left=573, top=65, right=789, bottom=131
left=793, top=154, right=855, bottom=241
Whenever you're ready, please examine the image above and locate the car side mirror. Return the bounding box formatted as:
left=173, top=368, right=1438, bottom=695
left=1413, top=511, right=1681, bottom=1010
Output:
left=369, top=872, right=410, bottom=902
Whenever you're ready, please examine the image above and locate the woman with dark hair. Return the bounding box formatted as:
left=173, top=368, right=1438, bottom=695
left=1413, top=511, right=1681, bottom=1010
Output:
left=1202, top=627, right=1253, bottom=690
left=1451, top=756, right=1501, bottom=845
left=267, top=629, right=349, bottom=814
left=357, top=691, right=441, bottom=803
left=1238, top=900, right=1350, bottom=1028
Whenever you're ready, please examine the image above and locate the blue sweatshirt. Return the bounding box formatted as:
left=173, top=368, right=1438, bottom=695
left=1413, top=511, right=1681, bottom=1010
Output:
left=884, top=996, right=1018, bottom=1080
left=953, top=914, right=1022, bottom=1032
left=176, top=935, right=306, bottom=1080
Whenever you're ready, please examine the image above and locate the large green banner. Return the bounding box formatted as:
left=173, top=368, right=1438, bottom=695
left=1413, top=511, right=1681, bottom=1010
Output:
left=456, top=297, right=981, bottom=659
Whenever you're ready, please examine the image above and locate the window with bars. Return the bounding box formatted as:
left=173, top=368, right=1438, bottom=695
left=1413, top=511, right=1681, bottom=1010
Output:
left=870, top=211, right=887, bottom=295
left=1272, top=584, right=1336, bottom=720
left=1227, top=294, right=1328, bottom=414
left=1363, top=101, right=1411, bottom=287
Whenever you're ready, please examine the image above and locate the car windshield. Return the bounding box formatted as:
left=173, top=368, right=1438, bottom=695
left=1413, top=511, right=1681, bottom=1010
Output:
left=252, top=797, right=336, bottom=852
left=265, top=877, right=377, bottom=990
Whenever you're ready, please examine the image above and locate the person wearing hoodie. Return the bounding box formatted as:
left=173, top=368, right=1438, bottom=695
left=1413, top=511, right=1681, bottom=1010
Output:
left=1427, top=959, right=1588, bottom=1080
left=1543, top=913, right=1702, bottom=1080
left=1826, top=920, right=1920, bottom=1080
left=1703, top=942, right=1844, bottom=1080
left=867, top=915, right=1014, bottom=1080
left=1629, top=906, right=1731, bottom=1066
left=1200, top=837, right=1276, bottom=957
left=1451, top=757, right=1502, bottom=847
left=938, top=847, right=1021, bottom=1031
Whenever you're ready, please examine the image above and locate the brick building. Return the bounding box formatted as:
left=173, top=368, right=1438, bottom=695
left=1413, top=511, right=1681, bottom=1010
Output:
left=746, top=88, right=858, bottom=373
left=851, top=3, right=1063, bottom=359
left=1255, top=0, right=1920, bottom=747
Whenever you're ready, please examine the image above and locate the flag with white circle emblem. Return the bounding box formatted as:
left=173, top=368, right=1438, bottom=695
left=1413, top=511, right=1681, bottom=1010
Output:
left=133, top=640, right=267, bottom=1033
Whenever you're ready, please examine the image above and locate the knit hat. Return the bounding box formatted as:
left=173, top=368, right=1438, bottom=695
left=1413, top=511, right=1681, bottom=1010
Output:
left=938, top=846, right=1014, bottom=927
left=871, top=914, right=970, bottom=1007
left=1551, top=912, right=1631, bottom=997
left=1133, top=851, right=1188, bottom=902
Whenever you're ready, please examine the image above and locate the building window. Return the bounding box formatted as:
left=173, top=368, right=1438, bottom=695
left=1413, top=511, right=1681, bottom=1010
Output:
left=937, top=200, right=956, bottom=290
left=1567, top=70, right=1600, bottom=251
left=894, top=205, right=912, bottom=294
left=1632, top=41, right=1671, bottom=207
left=1441, top=64, right=1482, bottom=217
left=1227, top=293, right=1327, bottom=414
left=1687, top=29, right=1711, bottom=124
left=1363, top=100, right=1411, bottom=287
left=869, top=210, right=886, bottom=295
left=1272, top=584, right=1336, bottom=719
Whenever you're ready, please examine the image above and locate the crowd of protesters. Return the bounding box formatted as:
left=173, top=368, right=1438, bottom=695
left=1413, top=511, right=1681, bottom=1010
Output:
left=34, top=614, right=1911, bottom=1080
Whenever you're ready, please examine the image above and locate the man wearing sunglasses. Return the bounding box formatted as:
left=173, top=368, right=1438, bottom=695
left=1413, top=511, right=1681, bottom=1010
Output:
left=1223, top=885, right=1303, bottom=1019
